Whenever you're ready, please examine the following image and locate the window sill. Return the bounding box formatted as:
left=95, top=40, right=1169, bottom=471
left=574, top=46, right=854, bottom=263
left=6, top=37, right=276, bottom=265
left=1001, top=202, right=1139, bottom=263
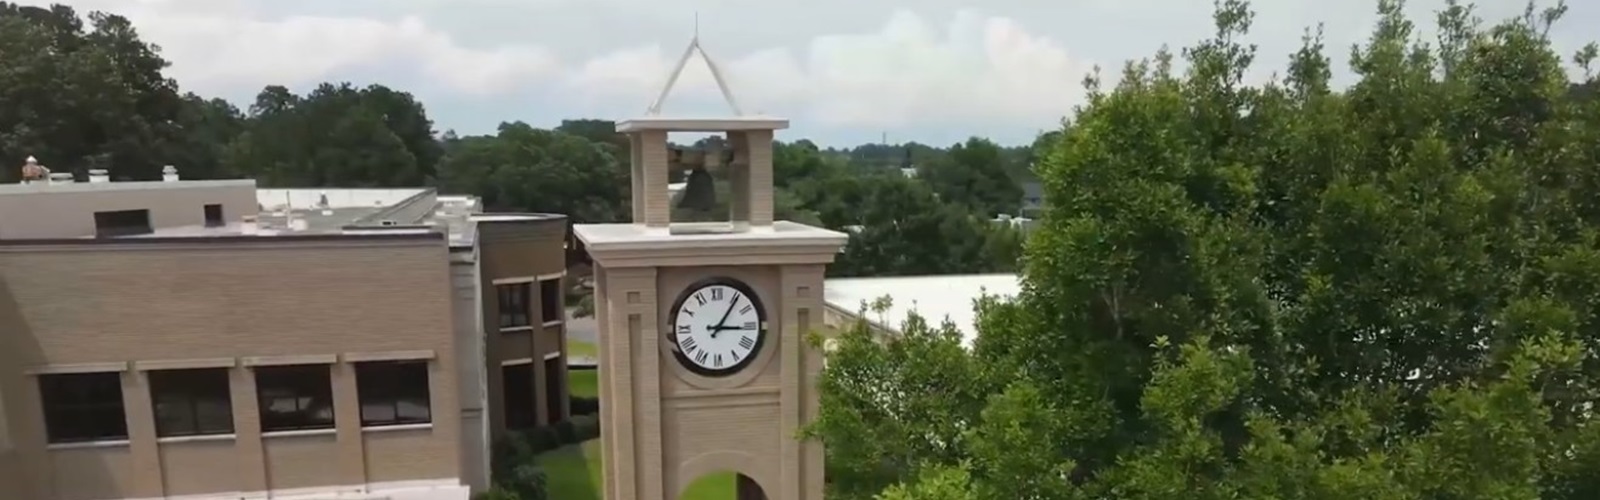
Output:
left=47, top=439, right=130, bottom=451
left=499, top=326, right=534, bottom=333
left=361, top=423, right=433, bottom=433
left=157, top=433, right=236, bottom=444
left=262, top=428, right=336, bottom=439
left=542, top=319, right=564, bottom=328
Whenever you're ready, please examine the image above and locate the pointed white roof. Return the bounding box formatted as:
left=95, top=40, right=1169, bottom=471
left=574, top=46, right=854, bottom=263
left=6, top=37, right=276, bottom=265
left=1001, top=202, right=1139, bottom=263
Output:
left=617, top=34, right=787, bottom=133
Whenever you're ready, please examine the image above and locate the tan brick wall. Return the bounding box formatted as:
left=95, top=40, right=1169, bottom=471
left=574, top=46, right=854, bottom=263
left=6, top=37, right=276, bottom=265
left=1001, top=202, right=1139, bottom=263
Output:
left=594, top=260, right=831, bottom=500
left=634, top=131, right=671, bottom=228
left=475, top=216, right=570, bottom=444
left=0, top=235, right=462, bottom=500
left=0, top=181, right=258, bottom=239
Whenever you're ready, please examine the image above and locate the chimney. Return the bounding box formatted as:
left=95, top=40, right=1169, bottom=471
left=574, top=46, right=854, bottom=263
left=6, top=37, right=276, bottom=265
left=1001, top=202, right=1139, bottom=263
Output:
left=162, top=165, right=179, bottom=182
left=88, top=169, right=109, bottom=183
left=47, top=172, right=73, bottom=185
left=240, top=215, right=258, bottom=235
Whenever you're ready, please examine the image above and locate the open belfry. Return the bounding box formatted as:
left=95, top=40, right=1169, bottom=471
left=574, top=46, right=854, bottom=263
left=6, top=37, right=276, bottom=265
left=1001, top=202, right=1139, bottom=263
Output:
left=572, top=32, right=847, bottom=500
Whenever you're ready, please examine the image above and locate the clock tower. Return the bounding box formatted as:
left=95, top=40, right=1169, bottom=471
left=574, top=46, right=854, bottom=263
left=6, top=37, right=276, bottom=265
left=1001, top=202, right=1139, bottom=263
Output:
left=572, top=34, right=847, bottom=500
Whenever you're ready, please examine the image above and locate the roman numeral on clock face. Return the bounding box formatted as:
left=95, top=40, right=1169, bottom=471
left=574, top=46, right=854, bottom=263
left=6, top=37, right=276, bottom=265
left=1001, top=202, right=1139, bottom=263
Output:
left=681, top=336, right=698, bottom=353
left=694, top=350, right=708, bottom=365
left=738, top=335, right=755, bottom=350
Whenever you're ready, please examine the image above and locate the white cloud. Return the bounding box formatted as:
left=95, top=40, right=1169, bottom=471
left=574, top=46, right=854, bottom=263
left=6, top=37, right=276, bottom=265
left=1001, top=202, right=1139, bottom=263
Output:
left=61, top=0, right=560, bottom=97
left=48, top=0, right=1090, bottom=130
left=564, top=9, right=1093, bottom=129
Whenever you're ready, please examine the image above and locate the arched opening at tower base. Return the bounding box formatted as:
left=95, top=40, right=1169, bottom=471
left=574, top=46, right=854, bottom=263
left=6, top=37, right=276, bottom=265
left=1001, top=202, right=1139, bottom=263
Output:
left=679, top=471, right=768, bottom=500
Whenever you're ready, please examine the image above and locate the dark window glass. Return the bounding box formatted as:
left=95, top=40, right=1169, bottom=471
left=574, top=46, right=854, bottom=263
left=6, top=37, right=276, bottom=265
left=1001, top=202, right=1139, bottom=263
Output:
left=355, top=361, right=432, bottom=427
left=498, top=283, right=531, bottom=328
left=255, top=365, right=334, bottom=432
left=543, top=356, right=565, bottom=424
left=150, top=368, right=234, bottom=437
left=93, top=209, right=153, bottom=237
left=502, top=364, right=535, bottom=430
left=539, top=279, right=562, bottom=324
left=39, top=372, right=128, bottom=443
left=203, top=204, right=224, bottom=227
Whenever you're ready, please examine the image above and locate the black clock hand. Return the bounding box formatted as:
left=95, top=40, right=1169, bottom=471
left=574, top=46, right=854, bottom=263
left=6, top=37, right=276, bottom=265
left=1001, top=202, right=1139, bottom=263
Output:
left=709, top=296, right=738, bottom=338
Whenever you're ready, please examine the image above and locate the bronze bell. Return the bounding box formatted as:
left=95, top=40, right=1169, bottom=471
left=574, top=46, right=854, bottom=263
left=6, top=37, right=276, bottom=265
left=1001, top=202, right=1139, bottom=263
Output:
left=678, top=165, right=718, bottom=211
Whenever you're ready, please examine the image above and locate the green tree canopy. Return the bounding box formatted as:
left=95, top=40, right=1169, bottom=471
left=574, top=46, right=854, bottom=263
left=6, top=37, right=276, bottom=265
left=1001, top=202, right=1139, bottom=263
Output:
left=0, top=3, right=193, bottom=182
left=810, top=0, right=1600, bottom=498
left=225, top=82, right=441, bottom=187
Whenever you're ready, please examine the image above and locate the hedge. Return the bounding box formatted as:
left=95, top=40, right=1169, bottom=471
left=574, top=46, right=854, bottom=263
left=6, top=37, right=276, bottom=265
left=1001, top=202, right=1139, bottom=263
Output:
left=488, top=400, right=604, bottom=499
left=492, top=413, right=602, bottom=481
left=569, top=395, right=600, bottom=416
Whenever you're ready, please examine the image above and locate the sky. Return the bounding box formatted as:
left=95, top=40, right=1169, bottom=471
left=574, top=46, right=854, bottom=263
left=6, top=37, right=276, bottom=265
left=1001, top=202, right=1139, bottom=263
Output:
left=33, top=0, right=1600, bottom=147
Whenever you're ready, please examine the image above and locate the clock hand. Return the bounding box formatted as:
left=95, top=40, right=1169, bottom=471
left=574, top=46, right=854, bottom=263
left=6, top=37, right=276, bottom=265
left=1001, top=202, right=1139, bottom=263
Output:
left=709, top=296, right=738, bottom=338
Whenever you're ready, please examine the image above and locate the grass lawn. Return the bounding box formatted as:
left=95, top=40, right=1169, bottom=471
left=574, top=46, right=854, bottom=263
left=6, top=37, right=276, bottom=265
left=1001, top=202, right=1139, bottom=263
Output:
left=544, top=369, right=736, bottom=499
left=568, top=368, right=598, bottom=398
left=539, top=428, right=736, bottom=499
left=568, top=339, right=599, bottom=360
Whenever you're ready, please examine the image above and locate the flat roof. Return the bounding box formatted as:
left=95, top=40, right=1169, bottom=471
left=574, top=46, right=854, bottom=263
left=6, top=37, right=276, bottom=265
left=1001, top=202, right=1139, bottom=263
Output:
left=0, top=180, right=533, bottom=248
left=615, top=116, right=789, bottom=133
left=823, top=274, right=1022, bottom=348
left=575, top=221, right=846, bottom=251
left=257, top=188, right=429, bottom=211
left=0, top=179, right=255, bottom=195
left=0, top=231, right=442, bottom=247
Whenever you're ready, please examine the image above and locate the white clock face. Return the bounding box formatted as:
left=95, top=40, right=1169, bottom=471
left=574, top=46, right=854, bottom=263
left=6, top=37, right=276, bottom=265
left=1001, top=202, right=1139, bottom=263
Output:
left=670, top=282, right=766, bottom=374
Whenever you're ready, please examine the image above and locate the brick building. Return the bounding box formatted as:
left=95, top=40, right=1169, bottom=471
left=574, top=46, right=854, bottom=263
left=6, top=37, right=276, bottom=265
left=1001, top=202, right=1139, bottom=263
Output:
left=0, top=169, right=570, bottom=500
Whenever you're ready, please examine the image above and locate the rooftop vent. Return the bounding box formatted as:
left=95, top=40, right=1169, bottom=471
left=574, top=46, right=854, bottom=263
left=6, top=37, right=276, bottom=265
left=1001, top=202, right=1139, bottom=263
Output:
left=161, top=165, right=179, bottom=182
left=88, top=169, right=109, bottom=184
left=380, top=220, right=398, bottom=226
left=47, top=172, right=73, bottom=185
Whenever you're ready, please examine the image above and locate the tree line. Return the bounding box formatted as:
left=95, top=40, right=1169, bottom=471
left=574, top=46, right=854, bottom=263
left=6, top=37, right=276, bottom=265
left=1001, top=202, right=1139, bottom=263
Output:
left=811, top=0, right=1600, bottom=498
left=0, top=2, right=1029, bottom=278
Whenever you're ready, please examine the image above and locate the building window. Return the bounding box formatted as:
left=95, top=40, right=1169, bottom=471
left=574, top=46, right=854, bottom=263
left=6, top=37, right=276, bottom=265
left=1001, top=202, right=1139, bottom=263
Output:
left=543, top=356, right=565, bottom=424
left=539, top=279, right=562, bottom=324
left=149, top=368, right=234, bottom=437
left=355, top=361, right=432, bottom=427
left=38, top=372, right=128, bottom=444
left=93, top=209, right=153, bottom=238
left=255, top=365, right=334, bottom=432
left=203, top=204, right=225, bottom=227
left=498, top=283, right=531, bottom=329
left=0, top=385, right=10, bottom=450
left=502, top=364, right=535, bottom=430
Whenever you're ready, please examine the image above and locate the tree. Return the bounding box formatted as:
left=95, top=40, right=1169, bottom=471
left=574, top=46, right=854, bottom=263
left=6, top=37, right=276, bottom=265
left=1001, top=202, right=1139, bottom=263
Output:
left=0, top=3, right=192, bottom=182
left=437, top=122, right=628, bottom=222
left=809, top=0, right=1600, bottom=498
left=917, top=137, right=1023, bottom=217
left=225, top=83, right=439, bottom=187
left=828, top=173, right=1007, bottom=277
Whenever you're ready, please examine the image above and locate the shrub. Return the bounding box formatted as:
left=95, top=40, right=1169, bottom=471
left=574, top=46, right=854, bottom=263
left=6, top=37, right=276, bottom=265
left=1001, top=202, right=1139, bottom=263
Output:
left=474, top=488, right=522, bottom=500
left=569, top=396, right=600, bottom=416
left=570, top=413, right=601, bottom=442
left=505, top=464, right=548, bottom=500
left=488, top=415, right=603, bottom=499
left=550, top=419, right=578, bottom=445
